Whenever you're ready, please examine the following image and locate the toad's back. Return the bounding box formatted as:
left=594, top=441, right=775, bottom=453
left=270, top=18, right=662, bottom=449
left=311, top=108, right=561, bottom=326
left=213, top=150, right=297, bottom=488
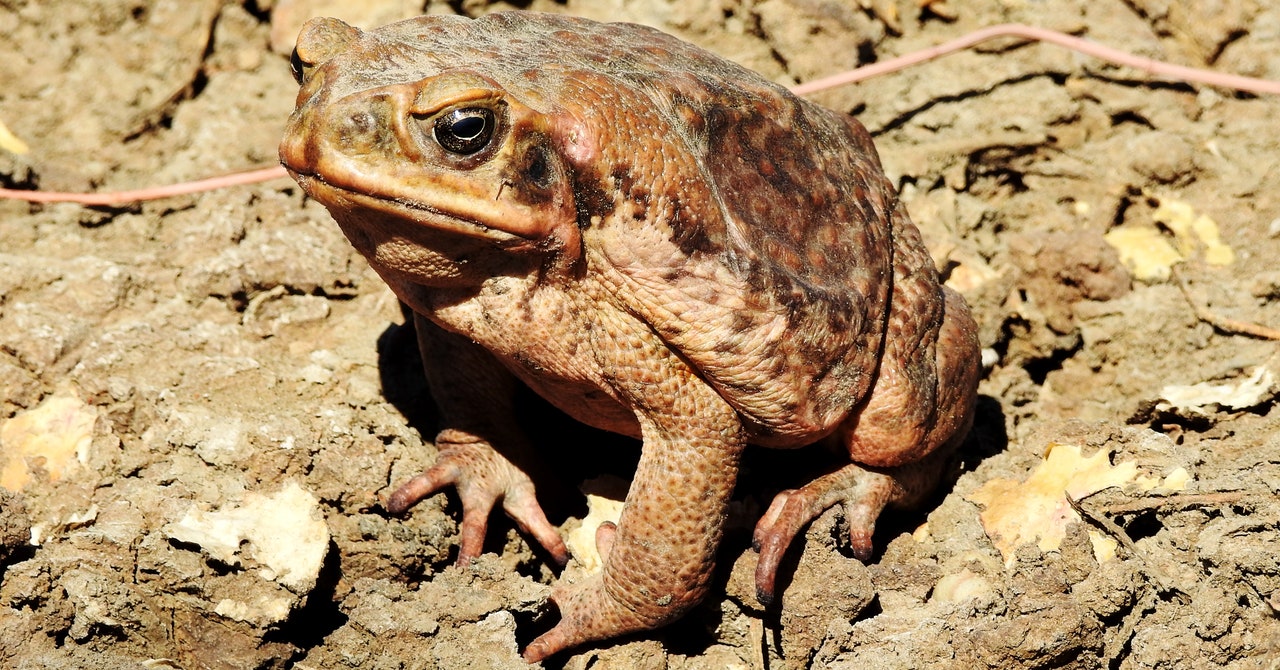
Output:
left=324, top=12, right=903, bottom=440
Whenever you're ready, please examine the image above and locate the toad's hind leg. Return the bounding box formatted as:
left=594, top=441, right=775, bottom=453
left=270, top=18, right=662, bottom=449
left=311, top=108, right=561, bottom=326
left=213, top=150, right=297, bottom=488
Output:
left=753, top=215, right=980, bottom=604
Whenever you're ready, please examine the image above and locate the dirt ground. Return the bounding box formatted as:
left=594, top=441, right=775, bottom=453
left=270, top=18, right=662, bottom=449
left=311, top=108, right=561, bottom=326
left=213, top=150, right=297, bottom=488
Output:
left=1, top=0, right=1279, bottom=668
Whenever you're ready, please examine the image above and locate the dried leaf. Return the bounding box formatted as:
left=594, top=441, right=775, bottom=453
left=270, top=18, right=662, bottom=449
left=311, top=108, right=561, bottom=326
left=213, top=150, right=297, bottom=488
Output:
left=1103, top=225, right=1182, bottom=282
left=1104, top=194, right=1235, bottom=281
left=1151, top=195, right=1234, bottom=267
left=0, top=392, right=97, bottom=491
left=967, top=444, right=1159, bottom=565
left=1157, top=365, right=1277, bottom=416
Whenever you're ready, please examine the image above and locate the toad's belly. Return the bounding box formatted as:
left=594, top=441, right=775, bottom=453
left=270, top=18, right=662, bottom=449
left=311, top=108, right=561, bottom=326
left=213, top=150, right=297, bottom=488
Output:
left=419, top=275, right=644, bottom=437
left=504, top=361, right=642, bottom=438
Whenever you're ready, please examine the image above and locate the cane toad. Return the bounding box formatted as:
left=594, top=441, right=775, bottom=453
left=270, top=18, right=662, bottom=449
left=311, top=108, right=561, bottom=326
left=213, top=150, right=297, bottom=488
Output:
left=280, top=11, right=980, bottom=662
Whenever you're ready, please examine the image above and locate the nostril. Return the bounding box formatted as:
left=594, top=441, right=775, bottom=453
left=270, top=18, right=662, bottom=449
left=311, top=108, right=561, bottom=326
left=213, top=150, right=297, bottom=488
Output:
left=346, top=111, right=378, bottom=135
left=335, top=109, right=392, bottom=155
left=330, top=95, right=416, bottom=158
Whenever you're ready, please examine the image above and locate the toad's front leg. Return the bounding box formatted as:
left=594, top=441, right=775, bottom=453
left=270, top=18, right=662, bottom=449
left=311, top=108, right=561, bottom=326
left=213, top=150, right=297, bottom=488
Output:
left=523, top=316, right=747, bottom=663
left=389, top=313, right=569, bottom=566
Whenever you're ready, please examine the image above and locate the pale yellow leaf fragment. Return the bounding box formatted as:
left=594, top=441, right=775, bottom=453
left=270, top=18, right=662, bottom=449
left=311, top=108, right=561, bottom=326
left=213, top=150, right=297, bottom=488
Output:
left=0, top=118, right=30, bottom=155
left=1157, top=365, right=1276, bottom=416
left=0, top=392, right=97, bottom=491
left=1104, top=194, right=1235, bottom=281
left=966, top=444, right=1139, bottom=566
left=1134, top=466, right=1191, bottom=492
left=1089, top=532, right=1118, bottom=563
left=1158, top=467, right=1191, bottom=491
left=564, top=476, right=627, bottom=573
left=1103, top=226, right=1183, bottom=282
left=1151, top=196, right=1234, bottom=267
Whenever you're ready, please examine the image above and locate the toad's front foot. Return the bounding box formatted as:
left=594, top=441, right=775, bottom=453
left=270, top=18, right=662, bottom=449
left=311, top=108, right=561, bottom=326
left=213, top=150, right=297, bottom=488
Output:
left=386, top=428, right=569, bottom=566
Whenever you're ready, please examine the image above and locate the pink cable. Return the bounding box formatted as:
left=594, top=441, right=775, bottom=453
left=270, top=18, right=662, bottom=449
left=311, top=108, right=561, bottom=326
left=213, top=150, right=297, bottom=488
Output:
left=791, top=23, right=1280, bottom=96
left=0, top=166, right=289, bottom=206
left=1, top=23, right=1277, bottom=205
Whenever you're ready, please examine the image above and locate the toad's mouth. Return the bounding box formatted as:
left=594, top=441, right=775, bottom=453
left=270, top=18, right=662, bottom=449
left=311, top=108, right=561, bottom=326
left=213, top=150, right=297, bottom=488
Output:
left=284, top=167, right=533, bottom=248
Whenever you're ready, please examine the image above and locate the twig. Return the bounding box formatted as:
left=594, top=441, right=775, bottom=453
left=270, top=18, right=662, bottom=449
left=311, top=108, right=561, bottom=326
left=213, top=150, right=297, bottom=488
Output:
left=1174, top=267, right=1280, bottom=340
left=1098, top=491, right=1249, bottom=515
left=1066, top=492, right=1188, bottom=600
left=1066, top=493, right=1139, bottom=557
left=750, top=616, right=767, bottom=670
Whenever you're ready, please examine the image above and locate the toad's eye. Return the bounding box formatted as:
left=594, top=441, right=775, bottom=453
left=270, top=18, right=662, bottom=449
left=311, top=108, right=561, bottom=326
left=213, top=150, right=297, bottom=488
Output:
left=433, top=107, right=495, bottom=155
left=289, top=47, right=307, bottom=84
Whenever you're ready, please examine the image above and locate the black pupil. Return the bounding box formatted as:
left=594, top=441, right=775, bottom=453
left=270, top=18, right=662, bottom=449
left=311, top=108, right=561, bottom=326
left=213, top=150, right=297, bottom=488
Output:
left=450, top=115, right=485, bottom=140
left=289, top=48, right=305, bottom=84
left=435, top=108, right=494, bottom=155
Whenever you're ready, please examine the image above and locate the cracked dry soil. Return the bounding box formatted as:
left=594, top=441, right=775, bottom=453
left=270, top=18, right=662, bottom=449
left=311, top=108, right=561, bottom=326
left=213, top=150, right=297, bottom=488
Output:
left=1, top=0, right=1279, bottom=668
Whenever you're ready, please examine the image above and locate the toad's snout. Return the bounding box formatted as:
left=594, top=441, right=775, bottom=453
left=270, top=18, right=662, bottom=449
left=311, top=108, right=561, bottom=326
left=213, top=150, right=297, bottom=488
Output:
left=280, top=86, right=426, bottom=179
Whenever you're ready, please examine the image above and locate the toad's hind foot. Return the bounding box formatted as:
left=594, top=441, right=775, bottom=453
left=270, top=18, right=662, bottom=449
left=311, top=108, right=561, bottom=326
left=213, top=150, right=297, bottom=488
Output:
left=522, top=522, right=679, bottom=663
left=522, top=572, right=646, bottom=663
left=751, top=449, right=951, bottom=605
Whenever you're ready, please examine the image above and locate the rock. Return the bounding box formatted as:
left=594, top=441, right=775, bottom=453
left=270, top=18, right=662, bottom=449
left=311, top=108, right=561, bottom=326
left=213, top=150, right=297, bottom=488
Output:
left=164, top=480, right=330, bottom=599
